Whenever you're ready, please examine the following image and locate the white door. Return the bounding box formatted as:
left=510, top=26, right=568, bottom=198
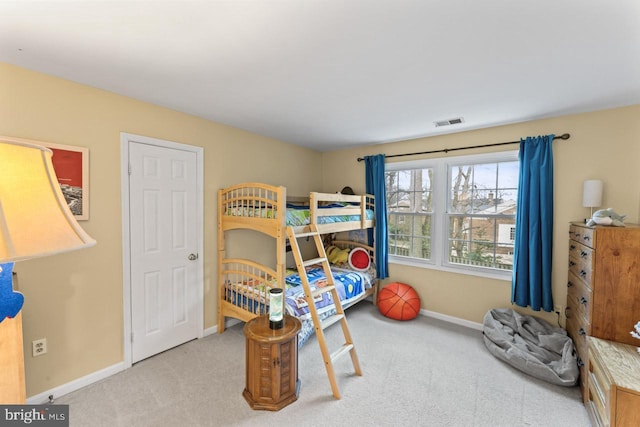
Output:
left=128, top=141, right=200, bottom=363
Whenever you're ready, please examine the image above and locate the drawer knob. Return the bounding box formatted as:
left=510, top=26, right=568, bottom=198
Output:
left=569, top=260, right=576, bottom=267
left=583, top=235, right=590, bottom=241
left=579, top=328, right=586, bottom=336
left=567, top=281, right=573, bottom=288
left=570, top=244, right=576, bottom=250
left=580, top=251, right=587, bottom=258
left=577, top=357, right=584, bottom=367
left=580, top=296, right=588, bottom=305
left=579, top=270, right=587, bottom=278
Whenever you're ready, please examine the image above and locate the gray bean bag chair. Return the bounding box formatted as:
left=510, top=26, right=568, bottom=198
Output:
left=482, top=308, right=579, bottom=386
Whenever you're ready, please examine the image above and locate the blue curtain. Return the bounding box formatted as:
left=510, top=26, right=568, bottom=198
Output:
left=511, top=135, right=554, bottom=311
left=364, top=154, right=389, bottom=279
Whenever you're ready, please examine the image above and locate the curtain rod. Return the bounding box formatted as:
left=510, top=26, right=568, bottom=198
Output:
left=356, top=133, right=570, bottom=162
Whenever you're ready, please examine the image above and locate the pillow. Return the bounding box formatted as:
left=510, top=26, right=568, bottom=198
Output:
left=326, top=245, right=349, bottom=264
left=348, top=247, right=371, bottom=271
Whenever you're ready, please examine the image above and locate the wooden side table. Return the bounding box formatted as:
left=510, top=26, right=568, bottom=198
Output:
left=243, top=314, right=301, bottom=411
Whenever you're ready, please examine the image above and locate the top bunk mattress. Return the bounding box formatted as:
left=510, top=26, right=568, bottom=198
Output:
left=224, top=203, right=374, bottom=227
left=286, top=203, right=374, bottom=226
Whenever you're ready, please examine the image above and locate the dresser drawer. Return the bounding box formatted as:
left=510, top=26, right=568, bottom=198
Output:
left=568, top=256, right=592, bottom=288
left=570, top=224, right=596, bottom=248
left=566, top=314, right=589, bottom=355
left=587, top=386, right=607, bottom=427
left=568, top=240, right=593, bottom=270
left=588, top=346, right=611, bottom=426
left=567, top=271, right=591, bottom=324
left=566, top=314, right=590, bottom=402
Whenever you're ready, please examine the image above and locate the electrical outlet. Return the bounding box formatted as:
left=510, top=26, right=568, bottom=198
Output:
left=32, top=338, right=47, bottom=357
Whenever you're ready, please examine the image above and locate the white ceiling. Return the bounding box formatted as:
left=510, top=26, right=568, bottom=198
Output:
left=1, top=1, right=639, bottom=151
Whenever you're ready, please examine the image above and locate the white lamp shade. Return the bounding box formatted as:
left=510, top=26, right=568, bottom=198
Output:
left=0, top=139, right=96, bottom=262
left=582, top=180, right=603, bottom=208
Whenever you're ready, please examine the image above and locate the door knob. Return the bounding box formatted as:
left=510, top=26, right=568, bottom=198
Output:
left=188, top=253, right=198, bottom=261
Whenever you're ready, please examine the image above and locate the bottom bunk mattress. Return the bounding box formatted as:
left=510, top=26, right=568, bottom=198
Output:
left=224, top=265, right=374, bottom=346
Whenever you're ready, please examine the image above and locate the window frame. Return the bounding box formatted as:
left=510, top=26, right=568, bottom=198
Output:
left=385, top=150, right=518, bottom=281
left=385, top=166, right=436, bottom=261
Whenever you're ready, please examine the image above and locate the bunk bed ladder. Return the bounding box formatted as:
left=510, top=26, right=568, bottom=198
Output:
left=285, top=224, right=362, bottom=400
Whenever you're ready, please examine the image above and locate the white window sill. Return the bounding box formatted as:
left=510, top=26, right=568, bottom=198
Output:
left=389, top=256, right=512, bottom=282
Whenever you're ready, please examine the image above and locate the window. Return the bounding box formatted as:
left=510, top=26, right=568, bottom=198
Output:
left=385, top=151, right=519, bottom=278
left=386, top=168, right=433, bottom=259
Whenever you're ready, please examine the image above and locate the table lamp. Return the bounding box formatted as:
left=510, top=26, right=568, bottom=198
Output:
left=1, top=137, right=96, bottom=403
left=582, top=179, right=603, bottom=219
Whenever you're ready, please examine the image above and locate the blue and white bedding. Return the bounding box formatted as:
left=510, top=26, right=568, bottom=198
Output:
left=287, top=265, right=373, bottom=346
left=286, top=265, right=374, bottom=346
left=224, top=204, right=374, bottom=227
left=285, top=203, right=375, bottom=227
left=225, top=264, right=374, bottom=347
left=284, top=266, right=370, bottom=317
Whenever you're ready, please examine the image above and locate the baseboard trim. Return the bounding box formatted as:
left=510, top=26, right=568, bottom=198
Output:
left=27, top=362, right=126, bottom=404
left=204, top=318, right=241, bottom=337
left=420, top=309, right=484, bottom=331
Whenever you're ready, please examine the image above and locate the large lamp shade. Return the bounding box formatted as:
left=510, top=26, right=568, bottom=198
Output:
left=1, top=138, right=96, bottom=404
left=0, top=139, right=96, bottom=262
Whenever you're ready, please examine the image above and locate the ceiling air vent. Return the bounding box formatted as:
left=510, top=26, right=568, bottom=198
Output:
left=435, top=117, right=465, bottom=127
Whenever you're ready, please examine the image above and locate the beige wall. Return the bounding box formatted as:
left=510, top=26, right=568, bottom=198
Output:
left=322, top=105, right=640, bottom=326
left=3, top=59, right=639, bottom=399
left=0, top=62, right=322, bottom=397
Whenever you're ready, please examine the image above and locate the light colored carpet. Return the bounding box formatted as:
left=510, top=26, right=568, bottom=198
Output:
left=58, top=303, right=591, bottom=426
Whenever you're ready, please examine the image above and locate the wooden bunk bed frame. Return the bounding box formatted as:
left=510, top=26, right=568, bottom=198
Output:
left=217, top=182, right=376, bottom=333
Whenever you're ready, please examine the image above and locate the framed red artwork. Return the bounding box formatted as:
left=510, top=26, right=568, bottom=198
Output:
left=43, top=142, right=90, bottom=220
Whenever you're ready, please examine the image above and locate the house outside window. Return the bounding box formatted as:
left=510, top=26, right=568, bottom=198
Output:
left=385, top=150, right=519, bottom=279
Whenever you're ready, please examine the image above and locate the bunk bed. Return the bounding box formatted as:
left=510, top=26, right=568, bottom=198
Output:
left=218, top=182, right=377, bottom=345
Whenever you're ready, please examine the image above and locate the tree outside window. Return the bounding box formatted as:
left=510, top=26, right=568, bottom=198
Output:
left=385, top=168, right=433, bottom=260
left=447, top=161, right=518, bottom=270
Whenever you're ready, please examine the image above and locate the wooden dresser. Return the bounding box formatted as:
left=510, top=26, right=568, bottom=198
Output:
left=565, top=222, right=640, bottom=402
left=243, top=315, right=301, bottom=411
left=586, top=337, right=640, bottom=427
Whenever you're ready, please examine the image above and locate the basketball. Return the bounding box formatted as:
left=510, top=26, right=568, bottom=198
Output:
left=378, top=282, right=421, bottom=321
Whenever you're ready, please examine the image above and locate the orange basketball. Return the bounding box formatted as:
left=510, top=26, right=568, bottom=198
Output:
left=378, top=282, right=421, bottom=320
